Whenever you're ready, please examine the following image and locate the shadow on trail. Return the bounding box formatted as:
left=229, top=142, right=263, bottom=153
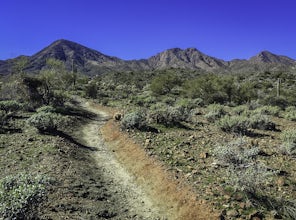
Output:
left=53, top=130, right=98, bottom=152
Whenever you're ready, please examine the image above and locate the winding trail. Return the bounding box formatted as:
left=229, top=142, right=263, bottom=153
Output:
left=79, top=100, right=219, bottom=220
left=80, top=101, right=164, bottom=219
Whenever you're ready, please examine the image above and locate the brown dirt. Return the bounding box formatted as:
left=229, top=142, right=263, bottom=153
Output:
left=86, top=102, right=220, bottom=220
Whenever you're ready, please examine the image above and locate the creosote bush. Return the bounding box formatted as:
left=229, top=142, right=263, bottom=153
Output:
left=249, top=113, right=276, bottom=130
left=36, top=105, right=56, bottom=113
left=0, top=100, right=23, bottom=114
left=121, top=111, right=147, bottom=130
left=280, top=129, right=296, bottom=155
left=205, top=104, right=226, bottom=122
left=283, top=107, right=296, bottom=121
left=254, top=105, right=281, bottom=117
left=217, top=115, right=249, bottom=134
left=27, top=111, right=64, bottom=133
left=0, top=173, right=49, bottom=219
left=147, top=104, right=188, bottom=127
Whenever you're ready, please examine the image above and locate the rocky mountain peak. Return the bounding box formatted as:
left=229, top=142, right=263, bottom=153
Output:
left=249, top=50, right=295, bottom=65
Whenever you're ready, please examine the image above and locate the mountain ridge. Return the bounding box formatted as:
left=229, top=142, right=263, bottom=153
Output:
left=0, top=39, right=295, bottom=75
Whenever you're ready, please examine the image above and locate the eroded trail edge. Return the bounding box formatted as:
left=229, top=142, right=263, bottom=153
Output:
left=80, top=101, right=162, bottom=219
left=82, top=101, right=219, bottom=220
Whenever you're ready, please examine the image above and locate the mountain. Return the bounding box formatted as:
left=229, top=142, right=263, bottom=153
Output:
left=148, top=48, right=228, bottom=71
left=27, top=39, right=129, bottom=75
left=249, top=51, right=296, bottom=65
left=0, top=39, right=295, bottom=75
left=228, top=51, right=296, bottom=73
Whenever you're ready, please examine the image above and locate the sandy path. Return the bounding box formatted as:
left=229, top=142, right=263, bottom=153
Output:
left=80, top=101, right=165, bottom=219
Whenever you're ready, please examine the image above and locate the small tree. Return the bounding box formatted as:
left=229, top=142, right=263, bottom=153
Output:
left=150, top=73, right=181, bottom=95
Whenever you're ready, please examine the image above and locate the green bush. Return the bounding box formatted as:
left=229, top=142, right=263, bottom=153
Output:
left=50, top=90, right=69, bottom=107
left=0, top=100, right=23, bottom=114
left=148, top=104, right=188, bottom=127
left=231, top=105, right=249, bottom=116
left=213, top=139, right=273, bottom=195
left=254, top=106, right=281, bottom=117
left=27, top=112, right=64, bottom=133
left=204, top=104, right=227, bottom=122
left=249, top=113, right=276, bottom=130
left=283, top=107, right=296, bottom=121
left=213, top=138, right=260, bottom=166
left=280, top=129, right=296, bottom=155
left=227, top=163, right=273, bottom=195
left=150, top=73, right=181, bottom=95
left=121, top=111, right=147, bottom=130
left=280, top=129, right=296, bottom=143
left=36, top=105, right=56, bottom=113
left=217, top=115, right=249, bottom=134
left=0, top=173, right=49, bottom=219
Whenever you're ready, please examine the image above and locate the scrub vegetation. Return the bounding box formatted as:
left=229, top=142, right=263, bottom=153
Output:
left=1, top=57, right=296, bottom=219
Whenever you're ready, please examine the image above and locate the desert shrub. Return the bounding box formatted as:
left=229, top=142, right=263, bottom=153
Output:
left=0, top=100, right=23, bottom=114
left=150, top=73, right=181, bottom=95
left=217, top=115, right=249, bottom=134
left=227, top=163, right=273, bottom=195
left=213, top=138, right=260, bottom=166
left=280, top=129, right=296, bottom=143
left=36, top=105, right=56, bottom=113
left=148, top=104, right=188, bottom=127
left=176, top=98, right=203, bottom=110
left=276, top=199, right=296, bottom=220
left=262, top=95, right=288, bottom=109
left=232, top=105, right=249, bottom=116
left=249, top=113, right=276, bottom=130
left=0, top=173, right=49, bottom=219
left=247, top=100, right=261, bottom=110
left=84, top=81, right=98, bottom=98
left=213, top=139, right=273, bottom=195
left=0, top=110, right=8, bottom=127
left=280, top=129, right=296, bottom=155
left=27, top=112, right=64, bottom=133
left=280, top=142, right=296, bottom=156
left=204, top=104, right=227, bottom=122
left=49, top=90, right=69, bottom=107
left=254, top=105, right=281, bottom=117
left=121, top=110, right=146, bottom=130
left=283, top=107, right=296, bottom=121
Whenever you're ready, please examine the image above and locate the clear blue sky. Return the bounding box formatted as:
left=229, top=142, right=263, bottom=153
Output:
left=1, top=0, right=296, bottom=61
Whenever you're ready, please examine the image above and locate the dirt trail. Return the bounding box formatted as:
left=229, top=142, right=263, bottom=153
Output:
left=80, top=101, right=164, bottom=219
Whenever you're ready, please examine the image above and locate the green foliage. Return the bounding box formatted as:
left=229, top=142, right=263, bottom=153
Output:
left=254, top=106, right=281, bottom=117
left=217, top=115, right=249, bottom=134
left=36, top=105, right=56, bottom=113
left=204, top=104, right=227, bottom=122
left=121, top=111, right=147, bottom=130
left=12, top=56, right=29, bottom=76
left=280, top=129, right=296, bottom=143
left=0, top=110, right=7, bottom=127
left=148, top=103, right=188, bottom=127
left=213, top=139, right=273, bottom=195
left=249, top=113, right=276, bottom=130
left=280, top=129, right=296, bottom=155
left=84, top=81, right=98, bottom=99
left=231, top=105, right=249, bottom=116
left=0, top=173, right=49, bottom=219
left=27, top=112, right=64, bottom=133
left=0, top=100, right=23, bottom=114
left=261, top=95, right=288, bottom=109
left=150, top=73, right=181, bottom=95
left=213, top=138, right=260, bottom=166
left=283, top=107, right=296, bottom=121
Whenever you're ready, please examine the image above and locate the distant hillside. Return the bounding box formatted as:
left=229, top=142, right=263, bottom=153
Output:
left=0, top=39, right=295, bottom=75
